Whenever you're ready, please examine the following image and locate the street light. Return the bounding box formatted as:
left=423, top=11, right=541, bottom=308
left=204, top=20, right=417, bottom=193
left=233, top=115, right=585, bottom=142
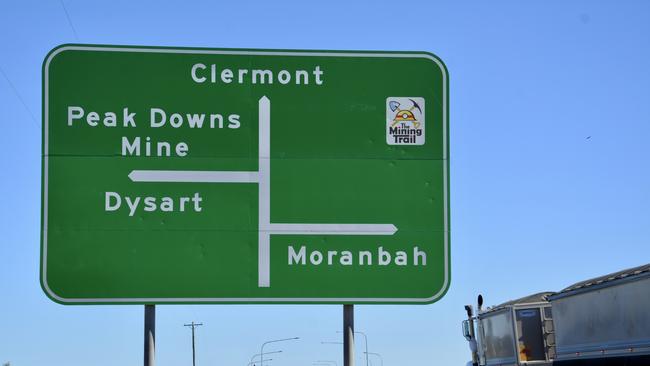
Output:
left=338, top=330, right=369, bottom=366
left=364, top=352, right=383, bottom=366
left=314, top=360, right=338, bottom=366
left=250, top=350, right=282, bottom=365
left=248, top=359, right=272, bottom=366
left=260, top=337, right=299, bottom=366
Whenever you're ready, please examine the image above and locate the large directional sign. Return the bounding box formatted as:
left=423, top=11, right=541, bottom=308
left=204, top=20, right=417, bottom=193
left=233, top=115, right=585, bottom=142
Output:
left=41, top=44, right=449, bottom=304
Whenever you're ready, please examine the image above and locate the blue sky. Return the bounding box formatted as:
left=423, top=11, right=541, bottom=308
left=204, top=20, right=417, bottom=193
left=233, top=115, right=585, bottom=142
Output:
left=1, top=0, right=649, bottom=365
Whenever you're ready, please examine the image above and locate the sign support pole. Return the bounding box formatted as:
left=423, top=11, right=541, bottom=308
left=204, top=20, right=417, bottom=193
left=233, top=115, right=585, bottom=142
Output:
left=344, top=304, right=354, bottom=366
left=144, top=305, right=155, bottom=366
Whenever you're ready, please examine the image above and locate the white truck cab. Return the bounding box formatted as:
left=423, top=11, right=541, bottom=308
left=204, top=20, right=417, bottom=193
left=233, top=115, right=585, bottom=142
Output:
left=462, top=293, right=555, bottom=366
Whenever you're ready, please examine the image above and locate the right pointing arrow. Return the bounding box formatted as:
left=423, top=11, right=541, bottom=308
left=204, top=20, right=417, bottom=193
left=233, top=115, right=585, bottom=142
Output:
left=265, top=223, right=397, bottom=235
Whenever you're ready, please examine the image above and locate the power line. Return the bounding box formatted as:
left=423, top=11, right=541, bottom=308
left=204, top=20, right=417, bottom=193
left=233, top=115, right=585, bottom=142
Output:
left=59, top=0, right=79, bottom=40
left=0, top=65, right=39, bottom=129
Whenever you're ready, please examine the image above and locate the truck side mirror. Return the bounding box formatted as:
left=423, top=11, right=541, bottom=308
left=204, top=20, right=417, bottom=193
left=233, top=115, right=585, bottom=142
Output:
left=478, top=294, right=484, bottom=309
left=462, top=319, right=472, bottom=340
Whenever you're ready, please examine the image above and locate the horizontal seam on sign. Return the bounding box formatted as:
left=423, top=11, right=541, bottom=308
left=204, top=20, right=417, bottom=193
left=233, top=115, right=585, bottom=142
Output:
left=43, top=229, right=450, bottom=233
left=44, top=154, right=448, bottom=161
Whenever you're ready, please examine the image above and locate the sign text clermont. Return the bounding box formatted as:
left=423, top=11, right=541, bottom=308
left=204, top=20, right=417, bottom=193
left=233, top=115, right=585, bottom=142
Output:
left=190, top=63, right=325, bottom=85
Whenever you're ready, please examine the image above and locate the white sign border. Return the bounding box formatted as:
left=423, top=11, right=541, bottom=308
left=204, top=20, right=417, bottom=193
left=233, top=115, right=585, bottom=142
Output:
left=42, top=45, right=449, bottom=304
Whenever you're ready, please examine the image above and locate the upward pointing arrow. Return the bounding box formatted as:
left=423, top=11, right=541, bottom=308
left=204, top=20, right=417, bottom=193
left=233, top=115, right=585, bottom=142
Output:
left=128, top=96, right=398, bottom=288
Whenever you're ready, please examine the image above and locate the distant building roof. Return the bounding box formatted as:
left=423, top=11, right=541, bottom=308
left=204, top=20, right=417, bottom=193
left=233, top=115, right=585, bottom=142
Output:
left=553, top=262, right=650, bottom=297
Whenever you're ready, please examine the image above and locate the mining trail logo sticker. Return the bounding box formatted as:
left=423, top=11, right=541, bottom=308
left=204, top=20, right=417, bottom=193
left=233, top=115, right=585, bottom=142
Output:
left=386, top=97, right=425, bottom=145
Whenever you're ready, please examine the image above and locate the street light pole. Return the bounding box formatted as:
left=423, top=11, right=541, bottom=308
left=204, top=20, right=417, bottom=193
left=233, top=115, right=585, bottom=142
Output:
left=250, top=350, right=282, bottom=366
left=260, top=337, right=299, bottom=366
left=364, top=352, right=383, bottom=366
left=248, top=359, right=272, bottom=365
left=356, top=331, right=369, bottom=366
left=315, top=360, right=339, bottom=366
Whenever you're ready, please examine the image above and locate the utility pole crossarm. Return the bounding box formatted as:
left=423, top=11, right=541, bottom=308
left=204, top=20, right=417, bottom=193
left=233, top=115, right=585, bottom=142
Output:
left=184, top=322, right=204, bottom=327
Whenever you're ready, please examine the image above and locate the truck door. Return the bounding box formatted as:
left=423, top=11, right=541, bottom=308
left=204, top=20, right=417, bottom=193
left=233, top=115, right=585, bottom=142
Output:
left=515, top=308, right=546, bottom=362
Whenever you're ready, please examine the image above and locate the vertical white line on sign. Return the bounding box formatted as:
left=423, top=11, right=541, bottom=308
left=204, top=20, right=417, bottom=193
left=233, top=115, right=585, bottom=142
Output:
left=258, top=96, right=271, bottom=287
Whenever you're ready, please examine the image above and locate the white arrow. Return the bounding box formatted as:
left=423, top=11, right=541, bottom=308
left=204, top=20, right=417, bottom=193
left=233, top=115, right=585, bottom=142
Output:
left=129, top=170, right=258, bottom=183
left=264, top=223, right=397, bottom=235
left=128, top=96, right=398, bottom=288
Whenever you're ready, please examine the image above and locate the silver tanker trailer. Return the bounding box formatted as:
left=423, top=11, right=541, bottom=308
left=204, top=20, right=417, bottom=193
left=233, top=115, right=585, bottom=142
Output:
left=462, top=263, right=650, bottom=366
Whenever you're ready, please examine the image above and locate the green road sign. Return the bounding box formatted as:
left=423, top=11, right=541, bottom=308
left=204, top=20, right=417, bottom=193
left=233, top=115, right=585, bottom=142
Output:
left=41, top=44, right=449, bottom=304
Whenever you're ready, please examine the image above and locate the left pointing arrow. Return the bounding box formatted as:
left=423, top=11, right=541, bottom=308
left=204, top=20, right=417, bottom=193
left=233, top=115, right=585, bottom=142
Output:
left=128, top=170, right=259, bottom=183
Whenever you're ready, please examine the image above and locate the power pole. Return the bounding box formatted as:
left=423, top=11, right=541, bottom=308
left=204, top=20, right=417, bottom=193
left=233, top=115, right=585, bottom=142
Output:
left=184, top=321, right=203, bottom=366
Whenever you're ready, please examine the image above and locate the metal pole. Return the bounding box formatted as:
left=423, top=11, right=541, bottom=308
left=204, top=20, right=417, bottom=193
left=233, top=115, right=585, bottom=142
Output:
left=191, top=323, right=196, bottom=366
left=249, top=359, right=272, bottom=366
left=260, top=337, right=299, bottom=366
left=356, top=332, right=368, bottom=366
left=365, top=352, right=383, bottom=366
left=184, top=322, right=203, bottom=366
left=250, top=350, right=282, bottom=366
left=144, top=305, right=155, bottom=366
left=315, top=361, right=338, bottom=366
left=339, top=331, right=368, bottom=366
left=343, top=305, right=354, bottom=366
